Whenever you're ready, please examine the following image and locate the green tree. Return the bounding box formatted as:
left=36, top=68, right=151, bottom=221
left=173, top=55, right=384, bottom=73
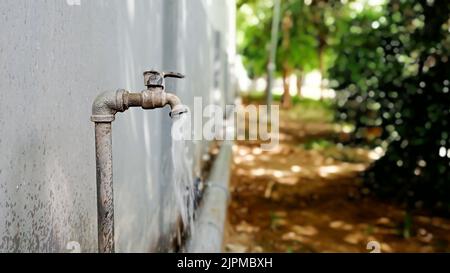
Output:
left=237, top=0, right=346, bottom=106
left=329, top=0, right=450, bottom=212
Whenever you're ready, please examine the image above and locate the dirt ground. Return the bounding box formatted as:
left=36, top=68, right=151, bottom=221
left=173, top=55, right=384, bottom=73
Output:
left=224, top=110, right=450, bottom=253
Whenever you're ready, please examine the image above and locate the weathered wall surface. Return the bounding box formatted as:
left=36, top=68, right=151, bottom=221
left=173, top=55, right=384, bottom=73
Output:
left=0, top=0, right=235, bottom=252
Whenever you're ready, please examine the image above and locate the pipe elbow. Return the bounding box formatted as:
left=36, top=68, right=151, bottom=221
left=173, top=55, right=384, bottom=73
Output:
left=91, top=89, right=128, bottom=123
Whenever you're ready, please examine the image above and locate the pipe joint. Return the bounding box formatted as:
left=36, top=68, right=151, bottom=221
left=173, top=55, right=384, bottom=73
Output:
left=141, top=88, right=166, bottom=109
left=91, top=89, right=128, bottom=123
left=140, top=88, right=188, bottom=117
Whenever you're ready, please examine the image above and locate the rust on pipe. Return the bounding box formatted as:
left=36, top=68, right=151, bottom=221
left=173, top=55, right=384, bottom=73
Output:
left=95, top=122, right=115, bottom=253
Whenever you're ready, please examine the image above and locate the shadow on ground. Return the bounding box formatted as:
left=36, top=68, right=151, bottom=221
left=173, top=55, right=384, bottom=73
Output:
left=224, top=106, right=450, bottom=253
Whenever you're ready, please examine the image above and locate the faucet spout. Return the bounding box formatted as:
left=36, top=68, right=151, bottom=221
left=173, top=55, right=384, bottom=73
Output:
left=166, top=92, right=188, bottom=118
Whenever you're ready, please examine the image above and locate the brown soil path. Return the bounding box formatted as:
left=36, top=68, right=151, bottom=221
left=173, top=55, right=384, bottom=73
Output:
left=224, top=113, right=450, bottom=253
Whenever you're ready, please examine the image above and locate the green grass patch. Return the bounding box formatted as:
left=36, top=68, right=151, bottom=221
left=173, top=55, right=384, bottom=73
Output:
left=241, top=91, right=335, bottom=123
left=286, top=99, right=334, bottom=123
left=303, top=139, right=333, bottom=150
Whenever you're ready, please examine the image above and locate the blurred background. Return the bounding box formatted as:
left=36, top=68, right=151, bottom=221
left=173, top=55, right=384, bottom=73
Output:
left=0, top=0, right=449, bottom=253
left=225, top=0, right=450, bottom=252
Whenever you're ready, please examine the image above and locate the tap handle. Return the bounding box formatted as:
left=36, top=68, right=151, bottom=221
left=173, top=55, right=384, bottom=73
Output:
left=163, top=72, right=185, bottom=79
left=143, top=70, right=184, bottom=89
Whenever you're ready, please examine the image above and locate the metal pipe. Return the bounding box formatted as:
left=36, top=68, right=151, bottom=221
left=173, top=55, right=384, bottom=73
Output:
left=91, top=70, right=187, bottom=253
left=186, top=140, right=232, bottom=252
left=265, top=0, right=281, bottom=115
left=94, top=122, right=115, bottom=253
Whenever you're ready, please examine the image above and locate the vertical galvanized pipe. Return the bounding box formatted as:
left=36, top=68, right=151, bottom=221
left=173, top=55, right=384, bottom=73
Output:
left=265, top=0, right=281, bottom=115
left=94, top=122, right=115, bottom=253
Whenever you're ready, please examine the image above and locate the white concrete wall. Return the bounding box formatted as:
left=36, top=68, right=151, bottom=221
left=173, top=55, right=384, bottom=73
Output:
left=0, top=0, right=235, bottom=252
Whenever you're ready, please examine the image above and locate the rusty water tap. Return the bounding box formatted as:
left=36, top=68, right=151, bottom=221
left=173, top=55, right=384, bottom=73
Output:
left=91, top=70, right=188, bottom=253
left=138, top=71, right=187, bottom=117
left=113, top=70, right=188, bottom=117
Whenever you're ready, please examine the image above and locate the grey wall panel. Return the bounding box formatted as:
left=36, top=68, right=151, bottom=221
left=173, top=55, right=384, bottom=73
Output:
left=0, top=0, right=234, bottom=252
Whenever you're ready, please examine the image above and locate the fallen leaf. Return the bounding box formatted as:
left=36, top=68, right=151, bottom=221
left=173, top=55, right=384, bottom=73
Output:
left=236, top=221, right=260, bottom=233
left=292, top=225, right=318, bottom=236
left=226, top=244, right=247, bottom=253
left=344, top=233, right=364, bottom=245
left=282, top=232, right=306, bottom=243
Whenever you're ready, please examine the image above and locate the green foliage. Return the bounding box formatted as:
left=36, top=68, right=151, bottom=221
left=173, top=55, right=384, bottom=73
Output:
left=237, top=0, right=274, bottom=77
left=241, top=91, right=334, bottom=122
left=285, top=97, right=335, bottom=122
left=237, top=0, right=347, bottom=78
left=329, top=0, right=450, bottom=212
left=276, top=0, right=319, bottom=74
left=303, top=139, right=333, bottom=150
left=401, top=212, right=413, bottom=239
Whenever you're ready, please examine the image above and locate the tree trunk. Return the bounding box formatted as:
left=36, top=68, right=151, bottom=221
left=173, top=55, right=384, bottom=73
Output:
left=281, top=68, right=292, bottom=108
left=318, top=42, right=325, bottom=100
left=296, top=71, right=303, bottom=98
